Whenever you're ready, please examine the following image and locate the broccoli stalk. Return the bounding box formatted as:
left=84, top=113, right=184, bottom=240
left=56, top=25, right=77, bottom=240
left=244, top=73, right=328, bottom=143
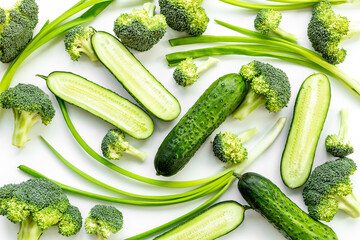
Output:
left=64, top=25, right=97, bottom=61
left=17, top=216, right=43, bottom=240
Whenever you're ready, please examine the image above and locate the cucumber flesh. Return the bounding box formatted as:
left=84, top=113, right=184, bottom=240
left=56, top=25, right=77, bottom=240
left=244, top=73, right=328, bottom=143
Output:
left=281, top=73, right=331, bottom=188
left=44, top=71, right=154, bottom=139
left=91, top=31, right=181, bottom=121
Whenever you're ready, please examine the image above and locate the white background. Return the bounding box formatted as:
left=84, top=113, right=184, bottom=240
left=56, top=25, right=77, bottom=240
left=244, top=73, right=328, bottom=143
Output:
left=1, top=0, right=360, bottom=239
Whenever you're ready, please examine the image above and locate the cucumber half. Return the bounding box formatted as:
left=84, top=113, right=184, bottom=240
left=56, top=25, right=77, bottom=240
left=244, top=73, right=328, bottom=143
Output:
left=91, top=31, right=181, bottom=121
left=41, top=71, right=154, bottom=139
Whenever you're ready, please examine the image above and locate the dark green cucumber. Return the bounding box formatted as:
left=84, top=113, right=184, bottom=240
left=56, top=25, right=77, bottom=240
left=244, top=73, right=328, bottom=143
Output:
left=40, top=71, right=154, bottom=139
left=155, top=73, right=246, bottom=176
left=237, top=172, right=338, bottom=240
left=281, top=73, right=331, bottom=188
left=154, top=201, right=245, bottom=240
left=91, top=31, right=181, bottom=121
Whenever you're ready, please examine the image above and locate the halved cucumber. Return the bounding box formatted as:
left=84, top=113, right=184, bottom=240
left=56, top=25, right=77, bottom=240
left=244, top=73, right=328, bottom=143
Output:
left=91, top=31, right=181, bottom=121
left=41, top=71, right=154, bottom=139
left=281, top=73, right=331, bottom=188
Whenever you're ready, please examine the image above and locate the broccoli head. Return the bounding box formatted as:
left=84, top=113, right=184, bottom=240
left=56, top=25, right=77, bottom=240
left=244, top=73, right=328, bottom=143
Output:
left=159, top=0, right=209, bottom=36
left=114, top=2, right=167, bottom=52
left=0, top=0, right=39, bottom=63
left=254, top=9, right=297, bottom=42
left=173, top=57, right=219, bottom=87
left=232, top=60, right=291, bottom=120
left=303, top=158, right=360, bottom=222
left=101, top=128, right=147, bottom=161
left=325, top=108, right=354, bottom=158
left=0, top=178, right=82, bottom=239
left=308, top=1, right=360, bottom=64
left=0, top=83, right=55, bottom=148
left=85, top=204, right=123, bottom=240
left=64, top=25, right=97, bottom=61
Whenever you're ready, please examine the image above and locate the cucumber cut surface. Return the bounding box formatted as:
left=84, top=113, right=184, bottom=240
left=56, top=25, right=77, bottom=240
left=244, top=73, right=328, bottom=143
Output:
left=44, top=71, right=154, bottom=139
left=91, top=31, right=181, bottom=121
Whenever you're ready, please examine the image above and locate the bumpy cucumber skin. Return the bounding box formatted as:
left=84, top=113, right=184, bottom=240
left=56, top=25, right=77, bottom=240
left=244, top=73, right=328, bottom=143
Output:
left=155, top=73, right=246, bottom=176
left=238, top=172, right=338, bottom=240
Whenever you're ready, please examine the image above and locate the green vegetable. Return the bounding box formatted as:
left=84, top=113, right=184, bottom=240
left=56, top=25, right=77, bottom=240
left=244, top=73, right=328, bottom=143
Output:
left=232, top=60, right=291, bottom=120
left=158, top=0, right=209, bottom=36
left=154, top=201, right=245, bottom=240
left=38, top=71, right=154, bottom=139
left=173, top=57, right=219, bottom=87
left=0, top=178, right=82, bottom=239
left=101, top=129, right=147, bottom=161
left=0, top=0, right=38, bottom=63
left=281, top=73, right=331, bottom=189
left=155, top=73, right=247, bottom=176
left=325, top=108, right=354, bottom=157
left=0, top=83, right=55, bottom=148
left=113, top=2, right=167, bottom=51
left=308, top=1, right=360, bottom=64
left=91, top=31, right=181, bottom=121
left=85, top=205, right=123, bottom=240
left=64, top=25, right=97, bottom=61
left=303, top=157, right=360, bottom=222
left=237, top=172, right=338, bottom=240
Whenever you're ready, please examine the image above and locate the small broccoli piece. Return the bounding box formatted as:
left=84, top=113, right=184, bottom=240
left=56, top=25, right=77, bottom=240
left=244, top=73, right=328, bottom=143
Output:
left=308, top=1, right=360, bottom=65
left=0, top=0, right=38, bottom=63
left=254, top=9, right=297, bottom=42
left=212, top=127, right=258, bottom=166
left=303, top=158, right=360, bottom=222
left=325, top=108, right=354, bottom=158
left=159, top=0, right=209, bottom=36
left=85, top=204, right=123, bottom=240
left=0, top=83, right=55, bottom=148
left=64, top=25, right=97, bottom=61
left=232, top=60, right=291, bottom=120
left=113, top=2, right=167, bottom=52
left=0, top=178, right=82, bottom=239
left=101, top=129, right=147, bottom=161
left=173, top=57, right=219, bottom=87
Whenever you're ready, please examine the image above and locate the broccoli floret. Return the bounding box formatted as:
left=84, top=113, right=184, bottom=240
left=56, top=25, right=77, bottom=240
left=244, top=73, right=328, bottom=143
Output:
left=101, top=129, right=147, bottom=161
left=0, top=0, right=38, bottom=63
left=325, top=108, right=354, bottom=158
left=113, top=2, right=167, bottom=52
left=0, top=83, right=55, bottom=148
left=159, top=0, right=209, bottom=36
left=173, top=57, right=219, bottom=87
left=85, top=204, right=123, bottom=240
left=0, top=178, right=82, bottom=239
left=308, top=1, right=360, bottom=65
left=212, top=127, right=258, bottom=166
left=232, top=60, right=291, bottom=120
left=64, top=25, right=97, bottom=61
left=303, top=158, right=360, bottom=222
left=254, top=9, right=297, bottom=42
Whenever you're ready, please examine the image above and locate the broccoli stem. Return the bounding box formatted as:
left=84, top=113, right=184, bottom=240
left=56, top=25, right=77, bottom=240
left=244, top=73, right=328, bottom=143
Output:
left=338, top=108, right=349, bottom=141
left=17, top=216, right=43, bottom=240
left=196, top=57, right=220, bottom=75
left=12, top=110, right=41, bottom=148
left=143, top=2, right=155, bottom=17
left=232, top=88, right=267, bottom=120
left=336, top=193, right=360, bottom=218
left=344, top=21, right=360, bottom=39
left=124, top=145, right=147, bottom=161
left=272, top=27, right=298, bottom=43
left=78, top=37, right=98, bottom=62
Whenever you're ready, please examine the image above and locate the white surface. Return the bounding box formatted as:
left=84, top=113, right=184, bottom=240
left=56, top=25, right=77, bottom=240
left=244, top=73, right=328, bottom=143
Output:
left=1, top=0, right=360, bottom=239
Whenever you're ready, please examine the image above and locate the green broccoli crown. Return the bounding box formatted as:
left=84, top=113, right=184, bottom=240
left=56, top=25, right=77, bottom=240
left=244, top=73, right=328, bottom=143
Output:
left=64, top=25, right=97, bottom=61
left=325, top=134, right=354, bottom=158
left=307, top=1, right=350, bottom=64
left=58, top=205, right=83, bottom=237
left=254, top=9, right=281, bottom=34
left=303, top=158, right=357, bottom=222
left=101, top=129, right=129, bottom=160
left=213, top=132, right=248, bottom=165
left=0, top=183, right=18, bottom=216
left=114, top=3, right=167, bottom=52
left=85, top=204, right=123, bottom=239
left=0, top=0, right=38, bottom=63
left=159, top=0, right=209, bottom=36
left=240, top=60, right=291, bottom=112
left=173, top=57, right=198, bottom=86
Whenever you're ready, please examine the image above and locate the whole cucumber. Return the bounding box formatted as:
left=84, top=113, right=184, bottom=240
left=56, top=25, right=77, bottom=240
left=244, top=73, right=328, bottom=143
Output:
left=155, top=73, right=246, bottom=176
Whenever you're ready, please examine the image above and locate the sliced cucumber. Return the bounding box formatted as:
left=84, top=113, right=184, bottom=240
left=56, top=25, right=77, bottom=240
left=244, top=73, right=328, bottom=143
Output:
left=91, top=31, right=181, bottom=121
left=281, top=73, right=331, bottom=188
left=41, top=71, right=154, bottom=139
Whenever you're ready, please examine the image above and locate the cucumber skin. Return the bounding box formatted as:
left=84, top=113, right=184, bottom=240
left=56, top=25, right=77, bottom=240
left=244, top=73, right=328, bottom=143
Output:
left=155, top=73, right=246, bottom=176
left=238, top=172, right=338, bottom=240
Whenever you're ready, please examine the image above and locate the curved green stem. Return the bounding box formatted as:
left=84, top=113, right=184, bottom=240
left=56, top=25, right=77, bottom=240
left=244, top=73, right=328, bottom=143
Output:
left=232, top=89, right=267, bottom=120
left=272, top=27, right=298, bottom=43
